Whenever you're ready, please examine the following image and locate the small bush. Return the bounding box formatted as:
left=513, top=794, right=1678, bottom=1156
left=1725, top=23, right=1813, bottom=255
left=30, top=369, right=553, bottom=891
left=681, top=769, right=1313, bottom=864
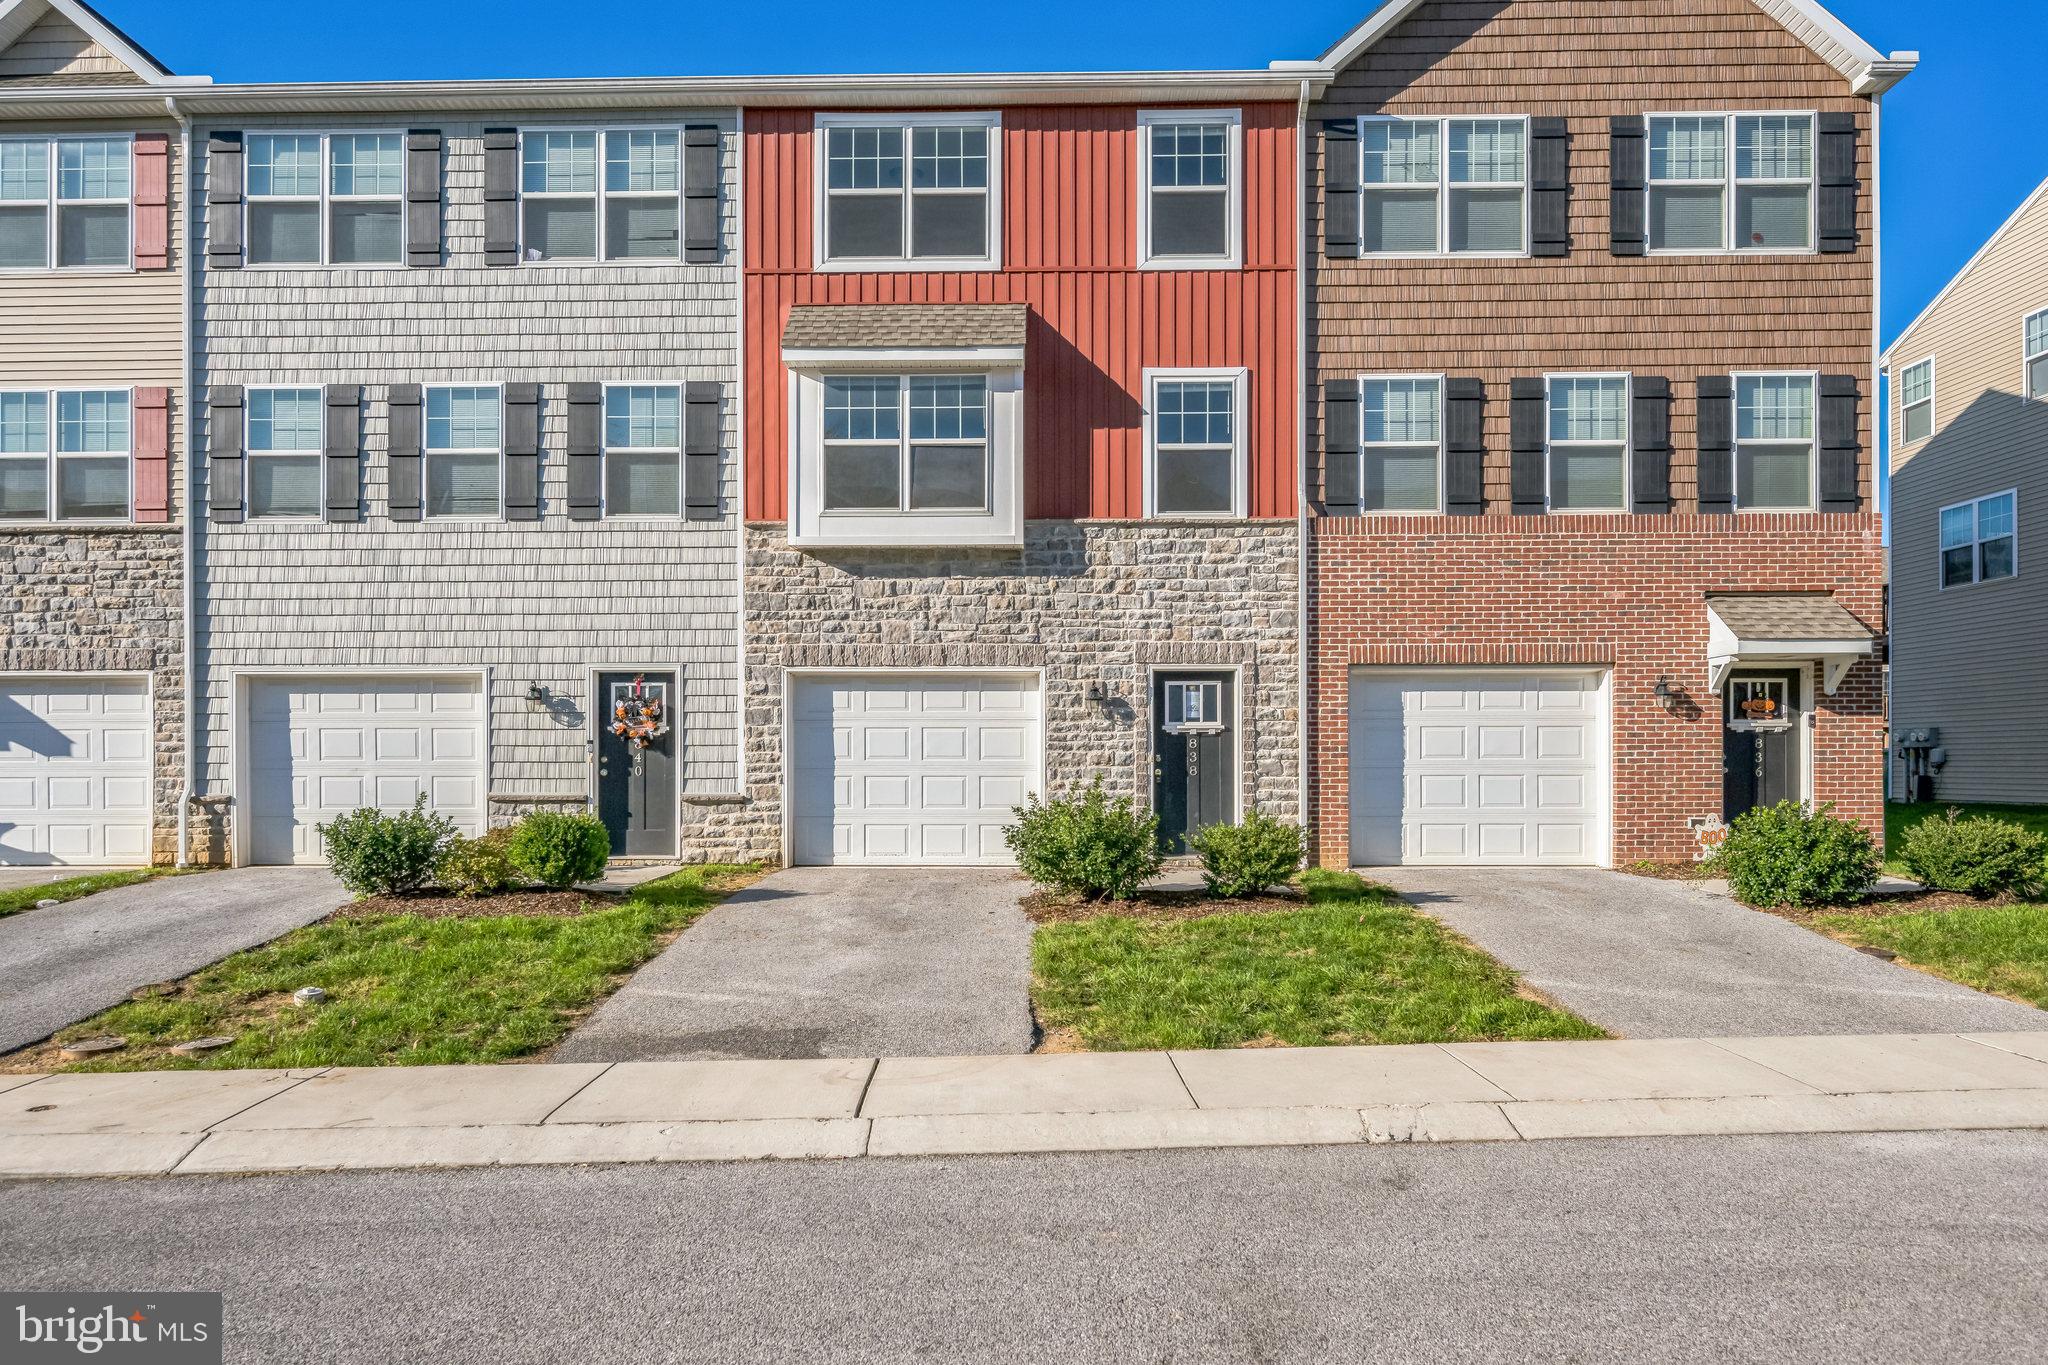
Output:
left=437, top=827, right=521, bottom=898
left=507, top=811, right=612, bottom=890
left=1004, top=780, right=1163, bottom=901
left=318, top=794, right=457, bottom=898
left=1189, top=809, right=1305, bottom=898
left=1718, top=800, right=1879, bottom=908
left=1897, top=809, right=2047, bottom=898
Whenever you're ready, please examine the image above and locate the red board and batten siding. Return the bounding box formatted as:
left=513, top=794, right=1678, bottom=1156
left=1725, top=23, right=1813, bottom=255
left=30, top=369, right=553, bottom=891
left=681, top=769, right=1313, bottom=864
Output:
left=742, top=103, right=1300, bottom=521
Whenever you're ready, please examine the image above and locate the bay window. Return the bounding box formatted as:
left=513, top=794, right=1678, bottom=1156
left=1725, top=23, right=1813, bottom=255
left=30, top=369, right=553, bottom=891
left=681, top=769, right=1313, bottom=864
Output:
left=1735, top=372, right=1815, bottom=510
left=821, top=375, right=989, bottom=513
left=1545, top=375, right=1628, bottom=512
left=0, top=134, right=131, bottom=270
left=1940, top=491, right=2017, bottom=589
left=817, top=114, right=999, bottom=269
left=0, top=387, right=131, bottom=522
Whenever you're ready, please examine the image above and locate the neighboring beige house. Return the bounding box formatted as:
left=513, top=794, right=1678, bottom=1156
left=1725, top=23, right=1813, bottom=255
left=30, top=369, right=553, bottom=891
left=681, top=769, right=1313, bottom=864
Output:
left=1882, top=176, right=2048, bottom=803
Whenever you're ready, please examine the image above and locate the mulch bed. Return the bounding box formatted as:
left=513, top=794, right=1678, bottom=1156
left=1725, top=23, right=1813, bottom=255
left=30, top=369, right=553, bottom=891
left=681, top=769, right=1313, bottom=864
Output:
left=1022, top=886, right=1307, bottom=924
left=1758, top=888, right=2020, bottom=925
left=327, top=888, right=623, bottom=921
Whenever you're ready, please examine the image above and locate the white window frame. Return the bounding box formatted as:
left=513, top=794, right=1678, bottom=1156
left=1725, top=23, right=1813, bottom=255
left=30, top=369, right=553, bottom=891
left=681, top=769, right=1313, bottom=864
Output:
left=1142, top=366, right=1249, bottom=519
left=517, top=125, right=685, bottom=266
left=423, top=383, right=505, bottom=522
left=1938, top=488, right=2020, bottom=591
left=243, top=385, right=326, bottom=522
left=243, top=130, right=406, bottom=269
left=815, top=373, right=992, bottom=516
left=1137, top=108, right=1243, bottom=271
left=1355, top=114, right=1529, bottom=259
left=1543, top=372, right=1631, bottom=515
left=1645, top=111, right=1818, bottom=256
left=0, top=384, right=136, bottom=524
left=1896, top=356, right=1934, bottom=446
left=812, top=112, right=1002, bottom=272
left=599, top=381, right=684, bottom=520
left=2024, top=306, right=2048, bottom=403
left=1356, top=372, right=1445, bottom=514
left=0, top=132, right=133, bottom=274
left=1732, top=369, right=1819, bottom=513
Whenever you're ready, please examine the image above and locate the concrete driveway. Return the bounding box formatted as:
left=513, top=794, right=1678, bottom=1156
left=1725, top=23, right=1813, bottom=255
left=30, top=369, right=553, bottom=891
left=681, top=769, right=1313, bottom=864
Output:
left=1373, top=867, right=2047, bottom=1039
left=554, top=866, right=1034, bottom=1063
left=0, top=866, right=342, bottom=1054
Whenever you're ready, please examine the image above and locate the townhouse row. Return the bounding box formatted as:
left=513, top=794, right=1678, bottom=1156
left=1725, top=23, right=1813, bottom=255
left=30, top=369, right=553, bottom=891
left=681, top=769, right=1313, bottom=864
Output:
left=0, top=0, right=1912, bottom=872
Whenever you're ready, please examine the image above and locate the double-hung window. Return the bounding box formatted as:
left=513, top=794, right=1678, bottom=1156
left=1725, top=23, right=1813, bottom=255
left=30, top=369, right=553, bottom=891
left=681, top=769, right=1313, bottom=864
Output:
left=246, top=132, right=404, bottom=266
left=0, top=135, right=130, bottom=270
left=2026, top=308, right=2048, bottom=401
left=0, top=387, right=130, bottom=522
left=1360, top=116, right=1526, bottom=256
left=246, top=388, right=324, bottom=519
left=1545, top=375, right=1628, bottom=512
left=821, top=375, right=989, bottom=513
left=1147, top=371, right=1245, bottom=517
left=425, top=386, right=502, bottom=519
left=1940, top=491, right=2017, bottom=589
left=1648, top=113, right=1813, bottom=252
left=1734, top=372, right=1816, bottom=510
left=520, top=129, right=682, bottom=263
left=604, top=384, right=682, bottom=517
left=1898, top=358, right=1933, bottom=445
left=1138, top=110, right=1240, bottom=268
left=817, top=114, right=999, bottom=268
left=1359, top=376, right=1442, bottom=512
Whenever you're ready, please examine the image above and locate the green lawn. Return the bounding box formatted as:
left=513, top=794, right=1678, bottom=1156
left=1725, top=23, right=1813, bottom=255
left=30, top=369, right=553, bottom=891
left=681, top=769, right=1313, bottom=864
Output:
left=1816, top=903, right=2048, bottom=1011
left=1886, top=802, right=2048, bottom=877
left=24, top=866, right=758, bottom=1072
left=1031, top=868, right=1604, bottom=1051
left=0, top=867, right=197, bottom=921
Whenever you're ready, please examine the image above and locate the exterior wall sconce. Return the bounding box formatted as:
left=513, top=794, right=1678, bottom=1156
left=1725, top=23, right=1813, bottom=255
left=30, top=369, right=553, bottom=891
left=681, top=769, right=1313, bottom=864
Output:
left=1652, top=676, right=1678, bottom=713
left=1083, top=682, right=1108, bottom=704
left=525, top=682, right=551, bottom=707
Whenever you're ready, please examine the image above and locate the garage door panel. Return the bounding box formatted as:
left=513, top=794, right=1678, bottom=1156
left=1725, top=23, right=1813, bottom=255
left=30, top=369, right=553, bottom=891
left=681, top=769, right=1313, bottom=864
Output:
left=0, top=678, right=152, bottom=866
left=864, top=727, right=911, bottom=761
left=920, top=727, right=969, bottom=761
left=1477, top=824, right=1527, bottom=859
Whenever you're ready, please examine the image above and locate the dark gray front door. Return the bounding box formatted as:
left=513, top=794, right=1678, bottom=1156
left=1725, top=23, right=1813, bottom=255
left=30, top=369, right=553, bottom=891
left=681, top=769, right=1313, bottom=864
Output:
left=597, top=671, right=676, bottom=857
left=1152, top=672, right=1236, bottom=855
left=1723, top=669, right=1803, bottom=822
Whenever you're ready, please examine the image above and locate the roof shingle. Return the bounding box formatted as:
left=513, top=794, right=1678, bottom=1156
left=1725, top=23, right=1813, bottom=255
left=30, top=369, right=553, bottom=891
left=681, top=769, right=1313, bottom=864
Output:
left=782, top=304, right=1030, bottom=352
left=1706, top=594, right=1874, bottom=640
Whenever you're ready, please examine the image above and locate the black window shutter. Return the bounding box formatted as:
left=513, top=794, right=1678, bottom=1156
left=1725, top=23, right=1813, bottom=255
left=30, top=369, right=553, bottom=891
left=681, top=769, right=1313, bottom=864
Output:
left=1817, top=113, right=1859, bottom=254
left=405, top=131, right=443, bottom=268
left=1609, top=116, right=1646, bottom=257
left=504, top=383, right=541, bottom=521
left=1443, top=377, right=1485, bottom=514
left=1509, top=378, right=1547, bottom=514
left=206, top=134, right=244, bottom=270
left=206, top=385, right=244, bottom=523
left=483, top=129, right=519, bottom=267
left=323, top=384, right=361, bottom=523
left=566, top=382, right=603, bottom=521
left=685, top=382, right=723, bottom=520
left=1529, top=117, right=1570, bottom=257
left=683, top=125, right=721, bottom=263
left=1818, top=374, right=1861, bottom=512
left=1321, top=380, right=1360, bottom=515
left=1630, top=376, right=1672, bottom=514
left=1323, top=119, right=1360, bottom=260
left=1696, top=376, right=1734, bottom=515
left=387, top=384, right=423, bottom=522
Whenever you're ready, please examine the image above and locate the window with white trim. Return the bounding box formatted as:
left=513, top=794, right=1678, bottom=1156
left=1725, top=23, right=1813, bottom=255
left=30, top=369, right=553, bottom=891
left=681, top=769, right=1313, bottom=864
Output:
left=1545, top=375, right=1628, bottom=512
left=818, top=114, right=998, bottom=268
left=1648, top=113, right=1812, bottom=253
left=1138, top=110, right=1240, bottom=268
left=1735, top=373, right=1815, bottom=511
left=1147, top=372, right=1244, bottom=516
left=246, top=387, right=323, bottom=519
left=821, top=374, right=989, bottom=513
left=0, top=387, right=131, bottom=523
left=1940, top=490, right=2017, bottom=589
left=1360, top=116, right=1526, bottom=255
left=519, top=129, right=681, bottom=263
left=2026, top=308, right=2048, bottom=401
left=604, top=384, right=682, bottom=517
left=0, top=134, right=131, bottom=271
left=424, top=386, right=501, bottom=519
left=246, top=132, right=404, bottom=266
left=1898, top=358, right=1933, bottom=445
left=1162, top=680, right=1224, bottom=732
left=1359, top=376, right=1442, bottom=512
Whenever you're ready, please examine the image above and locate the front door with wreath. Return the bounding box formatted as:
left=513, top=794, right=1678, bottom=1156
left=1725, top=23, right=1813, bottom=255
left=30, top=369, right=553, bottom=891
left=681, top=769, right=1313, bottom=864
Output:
left=597, top=671, right=677, bottom=856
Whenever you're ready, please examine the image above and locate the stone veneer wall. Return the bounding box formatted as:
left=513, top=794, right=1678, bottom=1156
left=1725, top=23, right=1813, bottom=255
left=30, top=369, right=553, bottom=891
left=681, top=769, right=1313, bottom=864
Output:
left=687, top=520, right=1302, bottom=863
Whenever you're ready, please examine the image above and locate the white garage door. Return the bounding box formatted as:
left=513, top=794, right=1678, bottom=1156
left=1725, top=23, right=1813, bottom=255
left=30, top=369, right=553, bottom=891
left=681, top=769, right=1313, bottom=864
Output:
left=790, top=673, right=1040, bottom=866
left=1349, top=669, right=1608, bottom=867
left=0, top=676, right=151, bottom=865
left=245, top=675, right=487, bottom=866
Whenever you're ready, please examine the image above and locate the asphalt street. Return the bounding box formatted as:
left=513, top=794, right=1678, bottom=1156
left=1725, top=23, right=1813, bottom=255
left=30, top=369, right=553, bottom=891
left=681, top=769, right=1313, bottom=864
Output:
left=5, top=1131, right=2045, bottom=1363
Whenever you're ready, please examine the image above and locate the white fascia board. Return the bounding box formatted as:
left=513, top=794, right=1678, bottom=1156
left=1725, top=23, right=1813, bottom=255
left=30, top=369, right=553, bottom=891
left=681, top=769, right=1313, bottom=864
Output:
left=782, top=346, right=1026, bottom=371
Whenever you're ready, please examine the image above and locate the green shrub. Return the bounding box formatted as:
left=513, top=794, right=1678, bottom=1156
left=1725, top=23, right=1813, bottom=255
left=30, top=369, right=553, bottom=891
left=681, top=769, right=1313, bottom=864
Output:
left=507, top=811, right=612, bottom=889
left=1189, top=809, right=1305, bottom=898
left=1004, top=780, right=1163, bottom=901
left=1897, top=808, right=2047, bottom=898
left=1718, top=800, right=1879, bottom=908
left=317, top=794, right=457, bottom=898
left=437, top=827, right=521, bottom=898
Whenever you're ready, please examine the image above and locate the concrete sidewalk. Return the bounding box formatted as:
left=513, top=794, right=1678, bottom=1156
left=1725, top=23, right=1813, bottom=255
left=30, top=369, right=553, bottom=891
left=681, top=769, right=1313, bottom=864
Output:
left=5, top=1031, right=2047, bottom=1179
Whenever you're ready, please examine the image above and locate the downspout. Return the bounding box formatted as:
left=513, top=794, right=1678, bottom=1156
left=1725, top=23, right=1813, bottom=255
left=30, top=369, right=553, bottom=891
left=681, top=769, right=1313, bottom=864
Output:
left=1870, top=90, right=1887, bottom=804
left=166, top=95, right=195, bottom=867
left=1294, top=78, right=1312, bottom=850
left=731, top=108, right=749, bottom=803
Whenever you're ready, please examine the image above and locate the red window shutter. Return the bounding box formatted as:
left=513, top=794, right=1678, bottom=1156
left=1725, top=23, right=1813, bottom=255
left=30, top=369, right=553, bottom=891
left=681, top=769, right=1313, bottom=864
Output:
left=134, top=387, right=171, bottom=522
left=134, top=133, right=170, bottom=270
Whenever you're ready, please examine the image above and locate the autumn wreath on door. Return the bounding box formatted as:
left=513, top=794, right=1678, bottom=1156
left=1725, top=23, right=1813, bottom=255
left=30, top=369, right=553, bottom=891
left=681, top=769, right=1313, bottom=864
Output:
left=610, top=675, right=670, bottom=755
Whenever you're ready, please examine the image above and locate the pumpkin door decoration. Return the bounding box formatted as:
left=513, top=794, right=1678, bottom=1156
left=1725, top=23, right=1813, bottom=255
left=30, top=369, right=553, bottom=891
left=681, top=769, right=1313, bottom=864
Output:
left=610, top=675, right=670, bottom=753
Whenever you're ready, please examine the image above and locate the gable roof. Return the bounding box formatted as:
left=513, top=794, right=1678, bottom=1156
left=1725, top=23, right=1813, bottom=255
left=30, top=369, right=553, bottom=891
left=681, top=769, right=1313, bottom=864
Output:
left=0, top=0, right=208, bottom=86
left=1882, top=176, right=2048, bottom=367
left=1306, top=0, right=1917, bottom=95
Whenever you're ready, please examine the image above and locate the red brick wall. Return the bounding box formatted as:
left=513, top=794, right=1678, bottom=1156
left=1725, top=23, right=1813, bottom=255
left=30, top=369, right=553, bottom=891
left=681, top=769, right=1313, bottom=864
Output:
left=1309, top=513, right=1887, bottom=867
